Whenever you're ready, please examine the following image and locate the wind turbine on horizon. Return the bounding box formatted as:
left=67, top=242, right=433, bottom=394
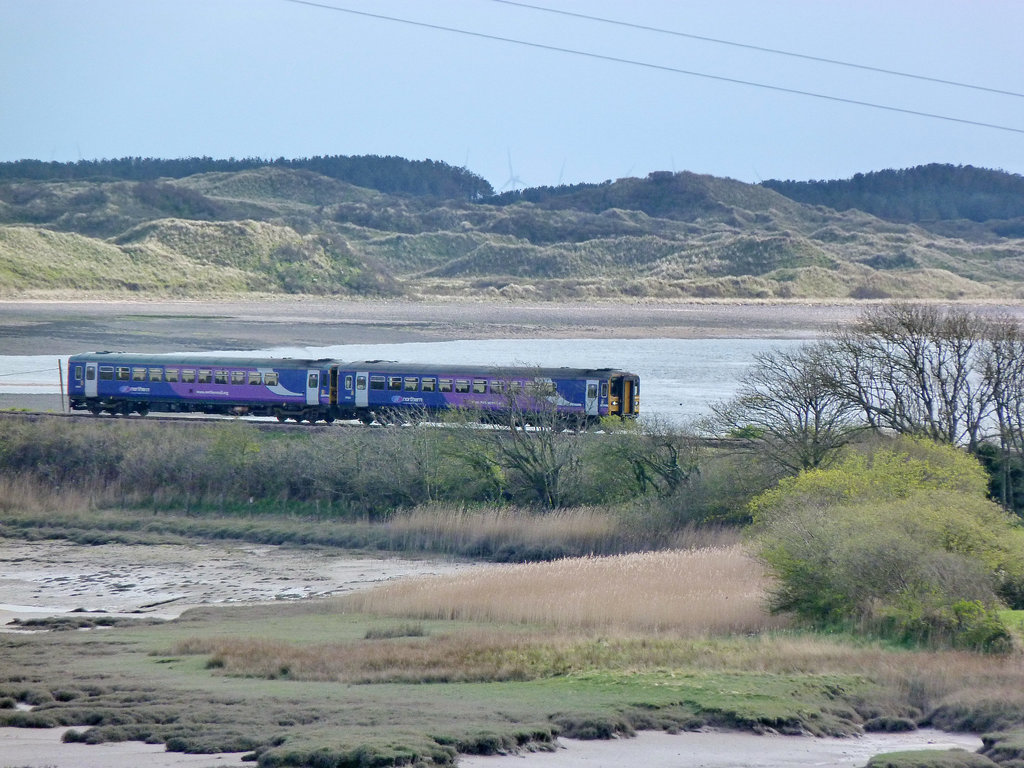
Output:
left=501, top=149, right=525, bottom=191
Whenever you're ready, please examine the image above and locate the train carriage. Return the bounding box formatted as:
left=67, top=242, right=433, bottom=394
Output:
left=333, top=362, right=639, bottom=425
left=67, top=353, right=337, bottom=422
left=67, top=353, right=639, bottom=425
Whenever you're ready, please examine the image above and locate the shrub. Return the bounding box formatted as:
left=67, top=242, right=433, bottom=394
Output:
left=752, top=437, right=1022, bottom=650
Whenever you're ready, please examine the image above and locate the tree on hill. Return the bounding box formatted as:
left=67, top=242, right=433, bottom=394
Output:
left=763, top=164, right=1024, bottom=224
left=0, top=155, right=493, bottom=199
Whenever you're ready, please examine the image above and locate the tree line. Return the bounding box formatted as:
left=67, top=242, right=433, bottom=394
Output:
left=0, top=155, right=494, bottom=200
left=763, top=164, right=1024, bottom=224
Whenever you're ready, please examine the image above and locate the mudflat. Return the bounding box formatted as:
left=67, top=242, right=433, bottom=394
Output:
left=0, top=298, right=898, bottom=355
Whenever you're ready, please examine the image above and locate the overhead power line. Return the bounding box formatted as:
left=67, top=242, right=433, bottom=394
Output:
left=282, top=0, right=1024, bottom=136
left=491, top=0, right=1024, bottom=100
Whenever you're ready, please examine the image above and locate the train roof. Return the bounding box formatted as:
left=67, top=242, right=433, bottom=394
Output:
left=67, top=353, right=637, bottom=380
left=344, top=361, right=635, bottom=379
left=68, top=353, right=332, bottom=370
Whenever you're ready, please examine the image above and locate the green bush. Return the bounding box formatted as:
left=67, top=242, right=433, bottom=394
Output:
left=752, top=436, right=1023, bottom=650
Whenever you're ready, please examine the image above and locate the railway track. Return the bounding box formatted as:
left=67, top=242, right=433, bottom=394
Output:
left=0, top=408, right=349, bottom=432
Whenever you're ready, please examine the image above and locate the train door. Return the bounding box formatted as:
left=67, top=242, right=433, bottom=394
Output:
left=306, top=369, right=320, bottom=406
left=585, top=379, right=599, bottom=417
left=355, top=371, right=369, bottom=408
left=609, top=375, right=639, bottom=418
left=622, top=376, right=639, bottom=416
left=85, top=363, right=98, bottom=398
left=329, top=366, right=339, bottom=405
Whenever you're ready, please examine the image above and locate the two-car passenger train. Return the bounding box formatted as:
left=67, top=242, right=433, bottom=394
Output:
left=66, top=353, right=640, bottom=425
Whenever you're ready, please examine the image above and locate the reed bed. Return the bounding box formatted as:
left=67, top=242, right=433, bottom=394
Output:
left=342, top=545, right=780, bottom=635
left=383, top=504, right=741, bottom=560
left=384, top=505, right=621, bottom=556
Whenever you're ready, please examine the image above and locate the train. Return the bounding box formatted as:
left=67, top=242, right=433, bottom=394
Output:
left=66, top=353, right=640, bottom=426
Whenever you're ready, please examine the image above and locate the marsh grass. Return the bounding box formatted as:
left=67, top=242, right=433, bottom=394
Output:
left=342, top=545, right=773, bottom=633
left=172, top=547, right=790, bottom=685
left=6, top=553, right=1024, bottom=768
left=381, top=505, right=738, bottom=560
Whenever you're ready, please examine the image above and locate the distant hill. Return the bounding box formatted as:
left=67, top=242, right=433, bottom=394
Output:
left=1, top=158, right=1022, bottom=301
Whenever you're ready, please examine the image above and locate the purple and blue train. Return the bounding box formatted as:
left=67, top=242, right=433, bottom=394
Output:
left=66, top=353, right=640, bottom=425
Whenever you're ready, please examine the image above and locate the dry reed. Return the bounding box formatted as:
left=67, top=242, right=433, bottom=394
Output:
left=341, top=545, right=780, bottom=635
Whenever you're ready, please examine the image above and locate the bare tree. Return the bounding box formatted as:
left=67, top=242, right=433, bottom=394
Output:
left=710, top=343, right=861, bottom=472
left=821, top=303, right=995, bottom=451
left=445, top=375, right=588, bottom=508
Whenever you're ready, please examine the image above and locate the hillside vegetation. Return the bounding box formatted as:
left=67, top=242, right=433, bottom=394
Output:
left=1, top=156, right=1022, bottom=300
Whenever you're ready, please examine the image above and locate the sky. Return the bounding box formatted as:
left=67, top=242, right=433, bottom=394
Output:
left=2, top=0, right=1023, bottom=191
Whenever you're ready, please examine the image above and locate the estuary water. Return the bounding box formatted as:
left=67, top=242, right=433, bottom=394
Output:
left=0, top=337, right=810, bottom=424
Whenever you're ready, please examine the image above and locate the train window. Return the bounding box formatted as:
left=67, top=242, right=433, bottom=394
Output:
left=182, top=369, right=196, bottom=383
left=232, top=371, right=245, bottom=385
left=85, top=366, right=95, bottom=381
left=308, top=373, right=319, bottom=389
left=100, top=366, right=114, bottom=381
left=587, top=383, right=598, bottom=399
left=421, top=377, right=436, bottom=392
left=117, top=367, right=130, bottom=381
left=473, top=379, right=487, bottom=394
left=455, top=379, right=470, bottom=393
left=197, top=369, right=212, bottom=384
left=132, top=368, right=146, bottom=381
left=149, top=369, right=164, bottom=382
left=166, top=369, right=179, bottom=383
left=356, top=375, right=367, bottom=391
left=73, top=366, right=83, bottom=382
left=601, top=382, right=608, bottom=398
left=388, top=376, right=402, bottom=391
left=265, top=372, right=279, bottom=386
left=439, top=378, right=452, bottom=392
left=404, top=377, right=418, bottom=391
left=248, top=371, right=261, bottom=385
left=490, top=380, right=505, bottom=394
left=370, top=375, right=385, bottom=390
left=344, top=375, right=353, bottom=390
left=215, top=371, right=228, bottom=384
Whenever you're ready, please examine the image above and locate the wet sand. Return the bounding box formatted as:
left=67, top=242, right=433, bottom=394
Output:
left=460, top=730, right=984, bottom=768
left=0, top=298, right=885, bottom=356
left=0, top=538, right=475, bottom=625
